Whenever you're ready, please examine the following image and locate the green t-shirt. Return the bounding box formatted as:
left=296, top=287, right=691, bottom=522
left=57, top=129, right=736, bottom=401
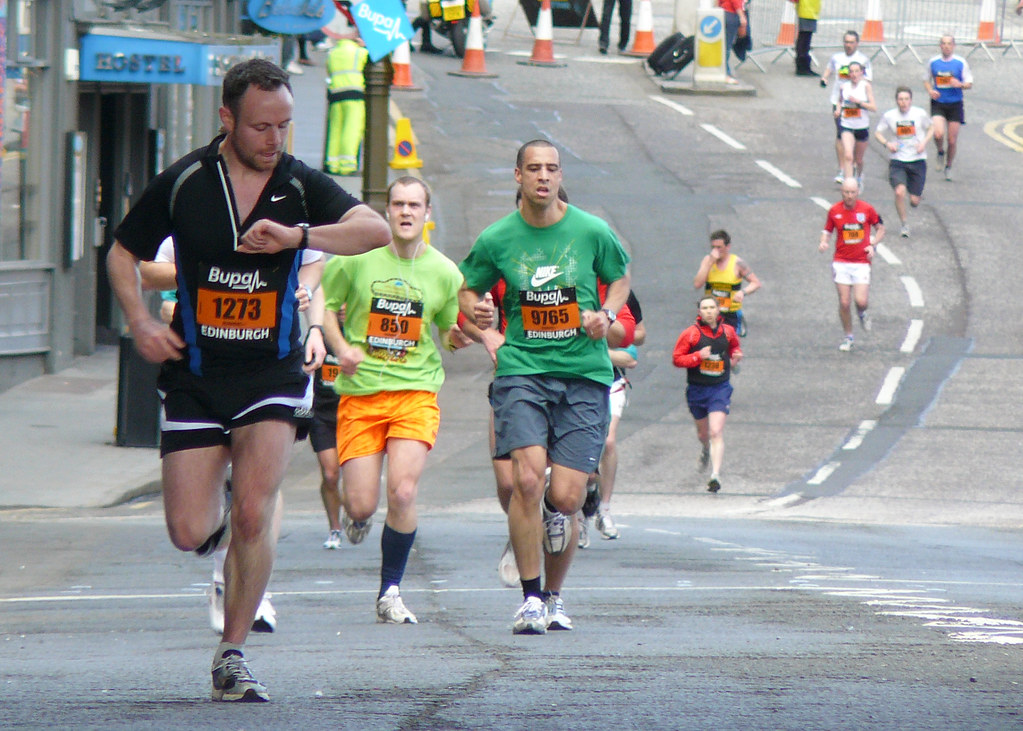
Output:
left=459, top=205, right=630, bottom=386
left=322, top=244, right=462, bottom=396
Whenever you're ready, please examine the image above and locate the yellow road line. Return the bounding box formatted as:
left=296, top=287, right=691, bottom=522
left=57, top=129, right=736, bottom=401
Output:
left=984, top=116, right=1023, bottom=153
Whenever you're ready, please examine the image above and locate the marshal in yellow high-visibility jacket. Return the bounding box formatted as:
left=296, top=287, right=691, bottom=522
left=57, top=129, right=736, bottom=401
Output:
left=324, top=38, right=369, bottom=176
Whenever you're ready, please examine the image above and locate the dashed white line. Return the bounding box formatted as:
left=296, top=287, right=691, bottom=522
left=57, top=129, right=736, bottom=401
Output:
left=807, top=461, right=840, bottom=485
left=901, top=319, right=924, bottom=353
left=876, top=366, right=906, bottom=405
left=900, top=275, right=924, bottom=307
left=874, top=243, right=901, bottom=265
left=755, top=159, right=802, bottom=188
left=842, top=420, right=877, bottom=450
left=701, top=123, right=746, bottom=150
left=649, top=94, right=694, bottom=116
left=810, top=196, right=831, bottom=210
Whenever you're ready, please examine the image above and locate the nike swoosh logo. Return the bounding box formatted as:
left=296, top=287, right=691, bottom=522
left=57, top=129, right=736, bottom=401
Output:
left=270, top=194, right=286, bottom=202
left=530, top=271, right=562, bottom=288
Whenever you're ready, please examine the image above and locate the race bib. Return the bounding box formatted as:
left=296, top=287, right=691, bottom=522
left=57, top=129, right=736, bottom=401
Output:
left=710, top=286, right=733, bottom=311
left=320, top=362, right=340, bottom=387
left=842, top=105, right=861, bottom=119
left=700, top=355, right=725, bottom=378
left=366, top=296, right=423, bottom=352
left=195, top=263, right=277, bottom=341
left=935, top=72, right=953, bottom=88
left=895, top=121, right=916, bottom=138
left=520, top=287, right=581, bottom=340
left=842, top=223, right=865, bottom=244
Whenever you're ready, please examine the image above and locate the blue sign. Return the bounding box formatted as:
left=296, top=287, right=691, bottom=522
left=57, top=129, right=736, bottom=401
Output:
left=351, top=0, right=415, bottom=62
left=699, top=15, right=722, bottom=40
left=246, top=0, right=337, bottom=35
left=80, top=33, right=280, bottom=86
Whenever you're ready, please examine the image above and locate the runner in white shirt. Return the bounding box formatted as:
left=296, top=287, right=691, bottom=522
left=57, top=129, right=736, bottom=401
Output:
left=835, top=62, right=876, bottom=191
left=821, top=31, right=873, bottom=184
left=874, top=86, right=933, bottom=238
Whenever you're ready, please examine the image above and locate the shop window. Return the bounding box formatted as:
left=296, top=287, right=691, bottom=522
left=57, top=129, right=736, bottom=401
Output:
left=1, top=0, right=33, bottom=262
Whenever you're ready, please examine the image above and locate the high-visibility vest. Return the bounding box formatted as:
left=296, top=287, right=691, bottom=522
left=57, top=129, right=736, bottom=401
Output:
left=326, top=40, right=368, bottom=97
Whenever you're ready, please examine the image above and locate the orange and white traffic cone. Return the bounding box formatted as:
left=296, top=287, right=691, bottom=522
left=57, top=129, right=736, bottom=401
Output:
left=449, top=0, right=499, bottom=77
left=775, top=1, right=796, bottom=46
left=623, top=0, right=656, bottom=57
left=976, top=0, right=1000, bottom=43
left=861, top=0, right=884, bottom=43
left=390, top=41, right=421, bottom=91
left=518, top=0, right=566, bottom=67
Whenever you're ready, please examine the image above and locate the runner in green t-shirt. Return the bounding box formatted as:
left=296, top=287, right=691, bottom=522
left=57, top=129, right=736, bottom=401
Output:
left=320, top=176, right=471, bottom=625
left=458, top=140, right=631, bottom=635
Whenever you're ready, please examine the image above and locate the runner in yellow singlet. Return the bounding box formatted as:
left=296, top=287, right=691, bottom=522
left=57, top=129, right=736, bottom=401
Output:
left=692, top=229, right=760, bottom=337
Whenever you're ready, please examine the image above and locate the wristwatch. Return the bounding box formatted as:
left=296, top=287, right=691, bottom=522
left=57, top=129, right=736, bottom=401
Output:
left=600, top=308, right=616, bottom=324
left=296, top=222, right=310, bottom=250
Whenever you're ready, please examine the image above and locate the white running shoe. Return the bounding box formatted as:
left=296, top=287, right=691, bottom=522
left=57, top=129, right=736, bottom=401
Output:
left=833, top=171, right=844, bottom=184
left=208, top=581, right=225, bottom=634
left=859, top=311, right=872, bottom=332
left=944, top=166, right=952, bottom=182
left=323, top=529, right=343, bottom=550
left=595, top=510, right=619, bottom=540
left=545, top=594, right=573, bottom=631
left=577, top=517, right=590, bottom=549
left=285, top=60, right=304, bottom=75
left=512, top=596, right=548, bottom=635
left=541, top=498, right=569, bottom=555
left=497, top=540, right=520, bottom=587
left=252, top=594, right=277, bottom=633
left=376, top=585, right=418, bottom=624
left=900, top=224, right=910, bottom=238
left=211, top=649, right=269, bottom=702
left=839, top=336, right=854, bottom=352
left=342, top=512, right=372, bottom=545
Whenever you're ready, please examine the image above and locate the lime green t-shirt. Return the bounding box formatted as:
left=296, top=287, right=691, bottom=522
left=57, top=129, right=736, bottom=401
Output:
left=321, top=244, right=463, bottom=396
left=458, top=205, right=630, bottom=386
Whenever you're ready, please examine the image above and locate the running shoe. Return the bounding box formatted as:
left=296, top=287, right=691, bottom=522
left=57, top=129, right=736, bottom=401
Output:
left=376, top=585, right=418, bottom=624
left=833, top=171, right=844, bottom=184
left=698, top=444, right=710, bottom=472
left=856, top=175, right=864, bottom=193
left=545, top=594, right=573, bottom=631
left=195, top=508, right=230, bottom=558
left=581, top=482, right=601, bottom=518
left=512, top=596, right=548, bottom=635
left=839, top=336, right=854, bottom=352
left=859, top=311, right=872, bottom=332
left=936, top=150, right=945, bottom=167
left=323, top=529, right=344, bottom=550
left=900, top=224, right=910, bottom=239
left=595, top=510, right=619, bottom=540
left=497, top=540, right=520, bottom=587
left=577, top=517, right=591, bottom=549
left=285, top=60, right=304, bottom=75
left=707, top=474, right=722, bottom=493
left=252, top=594, right=277, bottom=633
left=342, top=512, right=372, bottom=545
left=211, top=649, right=269, bottom=702
left=208, top=581, right=225, bottom=634
left=944, top=166, right=953, bottom=182
left=541, top=497, right=569, bottom=555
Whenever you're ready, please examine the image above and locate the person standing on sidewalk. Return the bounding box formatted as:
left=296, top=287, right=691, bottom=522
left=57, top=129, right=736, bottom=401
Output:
left=598, top=0, right=631, bottom=54
left=924, top=35, right=973, bottom=182
left=673, top=296, right=742, bottom=493
left=320, top=176, right=472, bottom=625
left=874, top=86, right=933, bottom=239
left=718, top=0, right=747, bottom=83
left=793, top=0, right=821, bottom=76
left=106, top=58, right=389, bottom=702
left=323, top=28, right=368, bottom=176
left=819, top=178, right=885, bottom=352
left=459, top=139, right=630, bottom=635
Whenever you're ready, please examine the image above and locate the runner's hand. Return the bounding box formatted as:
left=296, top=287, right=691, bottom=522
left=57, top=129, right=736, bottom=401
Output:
left=474, top=292, right=495, bottom=329
left=338, top=342, right=364, bottom=375
left=130, top=317, right=185, bottom=363
left=237, top=219, right=299, bottom=255
left=303, top=327, right=326, bottom=373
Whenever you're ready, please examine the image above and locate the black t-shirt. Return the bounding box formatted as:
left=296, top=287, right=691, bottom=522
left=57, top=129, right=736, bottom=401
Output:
left=115, top=135, right=361, bottom=375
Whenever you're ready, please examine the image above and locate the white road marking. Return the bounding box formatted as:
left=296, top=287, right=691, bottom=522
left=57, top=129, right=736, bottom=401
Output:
left=876, top=366, right=906, bottom=405
left=874, top=242, right=901, bottom=265
left=755, top=159, right=802, bottom=187
left=649, top=94, right=694, bottom=116
left=842, top=420, right=877, bottom=450
left=900, top=275, right=925, bottom=307
left=807, top=461, right=840, bottom=485
left=701, top=123, right=746, bottom=150
left=900, top=319, right=924, bottom=353
left=810, top=196, right=831, bottom=210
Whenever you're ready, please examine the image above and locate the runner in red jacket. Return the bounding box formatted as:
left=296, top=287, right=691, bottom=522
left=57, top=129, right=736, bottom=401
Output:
left=673, top=296, right=743, bottom=493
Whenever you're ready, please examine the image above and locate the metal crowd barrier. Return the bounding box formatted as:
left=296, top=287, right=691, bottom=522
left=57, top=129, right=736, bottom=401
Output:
left=743, top=0, right=1023, bottom=71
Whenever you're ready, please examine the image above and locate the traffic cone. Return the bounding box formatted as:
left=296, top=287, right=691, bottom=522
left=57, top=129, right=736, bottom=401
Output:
left=976, top=0, right=1000, bottom=43
left=623, top=0, right=656, bottom=57
left=449, top=0, right=499, bottom=78
left=390, top=41, right=421, bottom=91
left=861, top=0, right=884, bottom=43
left=775, top=1, right=796, bottom=46
left=389, top=117, right=423, bottom=170
left=518, top=0, right=566, bottom=67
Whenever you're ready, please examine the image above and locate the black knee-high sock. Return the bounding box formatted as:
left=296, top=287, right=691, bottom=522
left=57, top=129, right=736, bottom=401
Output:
left=379, top=523, right=416, bottom=598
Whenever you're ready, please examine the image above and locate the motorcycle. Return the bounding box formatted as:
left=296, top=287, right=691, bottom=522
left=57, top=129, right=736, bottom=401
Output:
left=420, top=0, right=493, bottom=58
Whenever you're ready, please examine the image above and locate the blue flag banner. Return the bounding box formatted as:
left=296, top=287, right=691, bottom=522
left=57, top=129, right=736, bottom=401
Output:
left=351, top=0, right=414, bottom=62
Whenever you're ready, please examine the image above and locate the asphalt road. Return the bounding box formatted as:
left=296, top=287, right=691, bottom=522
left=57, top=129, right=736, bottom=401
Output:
left=3, top=9, right=1023, bottom=728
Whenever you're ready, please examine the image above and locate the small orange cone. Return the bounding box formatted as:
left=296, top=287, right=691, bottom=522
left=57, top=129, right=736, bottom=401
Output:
left=775, top=1, right=796, bottom=46
left=449, top=0, right=499, bottom=78
left=518, top=0, right=566, bottom=66
left=623, top=0, right=656, bottom=57
left=976, top=0, right=1000, bottom=43
left=390, top=41, right=421, bottom=91
left=861, top=0, right=884, bottom=43
left=389, top=117, right=423, bottom=170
